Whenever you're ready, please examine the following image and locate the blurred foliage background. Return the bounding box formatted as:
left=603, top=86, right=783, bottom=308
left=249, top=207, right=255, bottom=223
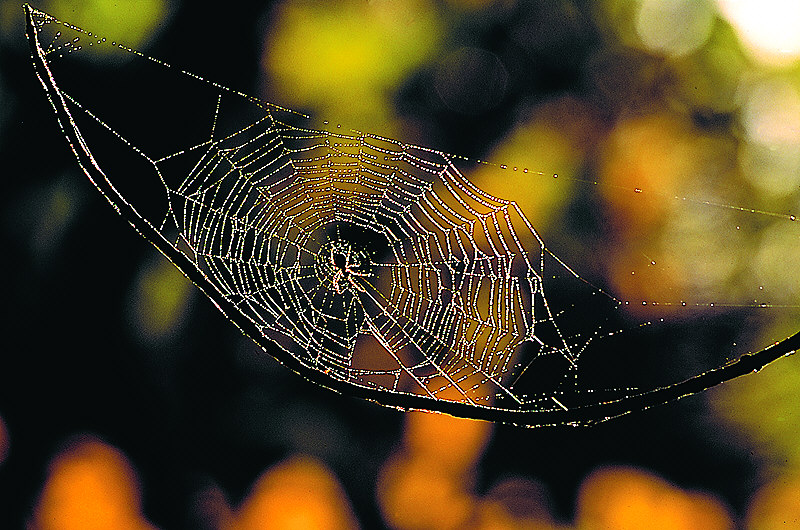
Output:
left=1, top=0, right=800, bottom=528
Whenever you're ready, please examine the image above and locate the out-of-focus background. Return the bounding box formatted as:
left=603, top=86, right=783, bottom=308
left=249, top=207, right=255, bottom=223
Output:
left=1, top=0, right=800, bottom=528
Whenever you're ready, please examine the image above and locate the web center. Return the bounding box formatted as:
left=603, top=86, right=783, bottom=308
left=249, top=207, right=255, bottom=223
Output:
left=323, top=240, right=372, bottom=294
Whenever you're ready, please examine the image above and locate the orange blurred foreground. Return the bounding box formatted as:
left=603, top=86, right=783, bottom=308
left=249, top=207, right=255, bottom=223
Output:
left=379, top=411, right=560, bottom=529
left=575, top=466, right=733, bottom=530
left=746, top=472, right=800, bottom=529
left=379, top=411, right=491, bottom=529
left=30, top=436, right=157, bottom=530
left=226, top=455, right=358, bottom=530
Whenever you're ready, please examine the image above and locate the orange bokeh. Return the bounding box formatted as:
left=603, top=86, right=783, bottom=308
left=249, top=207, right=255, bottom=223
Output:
left=605, top=243, right=686, bottom=317
left=404, top=410, right=493, bottom=471
left=227, top=455, right=358, bottom=530
left=30, top=436, right=156, bottom=530
left=378, top=411, right=494, bottom=529
left=746, top=472, right=800, bottom=529
left=597, top=111, right=742, bottom=314
left=599, top=113, right=695, bottom=233
left=575, top=466, right=733, bottom=530
left=378, top=430, right=559, bottom=530
left=379, top=451, right=476, bottom=530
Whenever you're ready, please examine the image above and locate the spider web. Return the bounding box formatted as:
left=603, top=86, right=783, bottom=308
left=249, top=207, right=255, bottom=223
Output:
left=180, top=120, right=573, bottom=403
left=24, top=6, right=800, bottom=426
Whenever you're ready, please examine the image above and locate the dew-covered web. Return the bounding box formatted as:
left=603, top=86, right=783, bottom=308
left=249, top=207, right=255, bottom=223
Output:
left=25, top=6, right=800, bottom=426
left=170, top=117, right=583, bottom=408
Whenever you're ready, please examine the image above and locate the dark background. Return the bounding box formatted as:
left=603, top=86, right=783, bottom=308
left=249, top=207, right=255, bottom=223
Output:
left=1, top=1, right=798, bottom=528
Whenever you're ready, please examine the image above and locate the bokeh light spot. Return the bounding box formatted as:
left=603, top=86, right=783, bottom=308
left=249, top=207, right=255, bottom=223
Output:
left=378, top=452, right=475, bottom=530
left=671, top=25, right=746, bottom=114
left=752, top=221, right=800, bottom=304
left=31, top=437, right=156, bottom=530
left=747, top=473, right=800, bottom=529
left=264, top=0, right=440, bottom=130
left=599, top=113, right=693, bottom=230
left=716, top=0, right=800, bottom=65
left=131, top=257, right=193, bottom=343
left=658, top=206, right=744, bottom=302
left=378, top=412, right=494, bottom=529
left=598, top=112, right=749, bottom=313
left=229, top=455, right=358, bottom=530
left=635, top=0, right=715, bottom=57
left=739, top=78, right=800, bottom=198
left=404, top=411, right=493, bottom=471
left=576, top=466, right=733, bottom=530
left=44, top=0, right=167, bottom=53
left=470, top=96, right=596, bottom=238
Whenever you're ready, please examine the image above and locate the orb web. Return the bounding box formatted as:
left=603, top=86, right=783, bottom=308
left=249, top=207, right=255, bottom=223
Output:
left=151, top=108, right=582, bottom=408
left=24, top=5, right=800, bottom=427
